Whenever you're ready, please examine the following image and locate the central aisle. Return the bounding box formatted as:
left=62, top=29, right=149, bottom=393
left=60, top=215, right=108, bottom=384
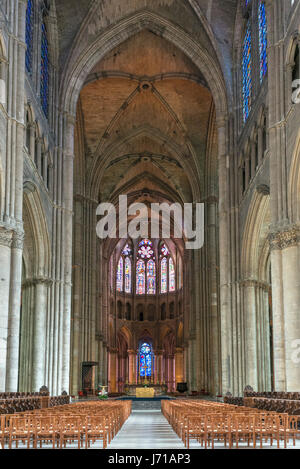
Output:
left=108, top=410, right=185, bottom=449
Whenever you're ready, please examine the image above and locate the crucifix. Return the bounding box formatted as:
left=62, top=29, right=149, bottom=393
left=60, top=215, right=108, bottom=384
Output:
left=140, top=364, right=149, bottom=383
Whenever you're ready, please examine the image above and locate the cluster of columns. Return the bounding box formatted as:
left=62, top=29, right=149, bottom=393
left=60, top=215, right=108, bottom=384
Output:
left=267, top=0, right=300, bottom=392
left=0, top=0, right=26, bottom=393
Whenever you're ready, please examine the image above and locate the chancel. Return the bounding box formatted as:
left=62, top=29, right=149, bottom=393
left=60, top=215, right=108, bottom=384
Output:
left=0, top=0, right=300, bottom=450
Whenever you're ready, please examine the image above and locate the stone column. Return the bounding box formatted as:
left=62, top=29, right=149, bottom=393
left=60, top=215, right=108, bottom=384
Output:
left=108, top=348, right=118, bottom=393
left=175, top=347, right=184, bottom=386
left=128, top=350, right=136, bottom=385
left=62, top=113, right=75, bottom=393
left=280, top=230, right=300, bottom=391
left=217, top=118, right=232, bottom=394
left=0, top=228, right=12, bottom=391
left=270, top=244, right=286, bottom=390
left=243, top=280, right=258, bottom=390
left=32, top=278, right=49, bottom=391
left=5, top=231, right=24, bottom=390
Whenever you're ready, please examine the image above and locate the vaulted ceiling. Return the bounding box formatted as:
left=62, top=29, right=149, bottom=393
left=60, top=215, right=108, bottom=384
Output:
left=66, top=0, right=234, bottom=208
left=76, top=29, right=215, bottom=204
left=55, top=0, right=238, bottom=93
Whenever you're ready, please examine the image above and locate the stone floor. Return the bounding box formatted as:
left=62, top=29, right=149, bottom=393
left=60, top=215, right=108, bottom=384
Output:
left=107, top=410, right=300, bottom=450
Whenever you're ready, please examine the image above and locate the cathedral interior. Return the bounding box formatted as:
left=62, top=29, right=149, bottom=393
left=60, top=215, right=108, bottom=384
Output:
left=0, top=0, right=300, bottom=404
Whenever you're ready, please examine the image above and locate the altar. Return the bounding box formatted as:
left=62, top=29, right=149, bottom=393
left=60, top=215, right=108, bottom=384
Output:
left=135, top=387, right=155, bottom=398
left=125, top=383, right=168, bottom=397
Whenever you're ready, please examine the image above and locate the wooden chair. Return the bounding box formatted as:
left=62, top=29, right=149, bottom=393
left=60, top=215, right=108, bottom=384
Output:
left=85, top=416, right=107, bottom=449
left=185, top=416, right=207, bottom=449
left=0, top=414, right=11, bottom=449
left=32, top=416, right=59, bottom=449
left=231, top=414, right=255, bottom=448
left=8, top=416, right=32, bottom=449
left=59, top=416, right=81, bottom=449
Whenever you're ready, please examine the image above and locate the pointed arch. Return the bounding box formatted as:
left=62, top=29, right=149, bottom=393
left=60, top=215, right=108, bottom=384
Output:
left=60, top=10, right=228, bottom=121
left=23, top=182, right=51, bottom=278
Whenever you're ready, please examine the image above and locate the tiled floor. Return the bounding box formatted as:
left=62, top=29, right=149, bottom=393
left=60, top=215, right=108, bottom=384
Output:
left=107, top=410, right=300, bottom=450
left=108, top=410, right=185, bottom=449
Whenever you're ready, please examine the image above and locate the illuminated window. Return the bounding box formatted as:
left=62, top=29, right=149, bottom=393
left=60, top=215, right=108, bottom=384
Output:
left=161, top=257, right=168, bottom=293
left=25, top=0, right=34, bottom=75
left=124, top=257, right=131, bottom=294
left=138, top=239, right=154, bottom=259
left=40, top=21, right=49, bottom=117
left=242, top=21, right=252, bottom=122
left=259, top=1, right=268, bottom=82
left=136, top=259, right=145, bottom=295
left=139, top=342, right=152, bottom=377
left=147, top=259, right=156, bottom=295
left=116, top=257, right=123, bottom=292
left=169, top=258, right=175, bottom=292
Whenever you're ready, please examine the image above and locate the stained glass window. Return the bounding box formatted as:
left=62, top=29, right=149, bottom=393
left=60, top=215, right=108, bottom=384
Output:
left=161, top=257, right=168, bottom=293
left=147, top=259, right=156, bottom=294
left=125, top=257, right=131, bottom=293
left=25, top=0, right=34, bottom=75
left=160, top=243, right=169, bottom=257
left=242, top=21, right=252, bottom=122
left=116, top=257, right=123, bottom=292
left=169, top=258, right=175, bottom=292
left=138, top=239, right=154, bottom=259
left=259, top=1, right=268, bottom=82
left=122, top=244, right=132, bottom=256
left=40, top=22, right=49, bottom=117
left=139, top=342, right=152, bottom=377
left=136, top=259, right=145, bottom=295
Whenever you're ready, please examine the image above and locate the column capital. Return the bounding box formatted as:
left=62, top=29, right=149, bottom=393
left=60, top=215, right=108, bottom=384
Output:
left=269, top=225, right=300, bottom=250
left=0, top=227, right=13, bottom=247
left=23, top=276, right=53, bottom=287
left=241, top=279, right=270, bottom=291
left=11, top=231, right=24, bottom=250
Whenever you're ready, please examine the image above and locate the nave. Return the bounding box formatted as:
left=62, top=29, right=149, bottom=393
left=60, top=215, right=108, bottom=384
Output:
left=2, top=398, right=300, bottom=450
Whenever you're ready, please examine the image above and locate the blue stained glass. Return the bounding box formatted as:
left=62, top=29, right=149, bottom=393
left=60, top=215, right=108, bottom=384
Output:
left=160, top=243, right=169, bottom=257
left=139, top=343, right=152, bottom=377
left=147, top=259, right=156, bottom=294
left=40, top=22, right=49, bottom=117
left=125, top=257, right=131, bottom=293
left=138, top=239, right=154, bottom=259
left=136, top=259, right=145, bottom=295
left=122, top=243, right=132, bottom=256
left=169, top=258, right=175, bottom=292
left=161, top=257, right=168, bottom=293
left=242, top=22, right=252, bottom=122
left=259, top=1, right=268, bottom=82
left=117, top=257, right=123, bottom=292
left=25, top=0, right=34, bottom=75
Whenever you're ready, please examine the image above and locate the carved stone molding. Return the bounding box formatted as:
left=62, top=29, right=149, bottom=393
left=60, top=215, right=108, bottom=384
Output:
left=0, top=228, right=12, bottom=247
left=241, top=279, right=270, bottom=291
left=269, top=226, right=300, bottom=251
left=256, top=184, right=270, bottom=196
left=22, top=276, right=53, bottom=288
left=11, top=232, right=24, bottom=250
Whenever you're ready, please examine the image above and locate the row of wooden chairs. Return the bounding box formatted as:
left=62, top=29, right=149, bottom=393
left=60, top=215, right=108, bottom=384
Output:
left=162, top=400, right=300, bottom=449
left=0, top=401, right=131, bottom=449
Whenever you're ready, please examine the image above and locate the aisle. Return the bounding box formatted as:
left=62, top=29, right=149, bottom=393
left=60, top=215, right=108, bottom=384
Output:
left=108, top=410, right=185, bottom=449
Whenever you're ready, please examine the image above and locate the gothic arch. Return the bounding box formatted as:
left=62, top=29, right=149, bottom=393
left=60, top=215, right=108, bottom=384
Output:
left=23, top=183, right=51, bottom=278
left=241, top=189, right=271, bottom=279
left=288, top=130, right=300, bottom=222
left=60, top=10, right=228, bottom=120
